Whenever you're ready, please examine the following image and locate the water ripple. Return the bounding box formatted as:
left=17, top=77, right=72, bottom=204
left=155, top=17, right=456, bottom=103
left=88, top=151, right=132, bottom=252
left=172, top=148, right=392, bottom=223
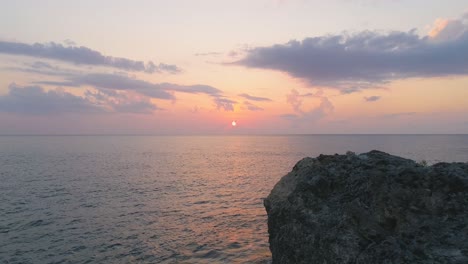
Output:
left=2, top=135, right=468, bottom=263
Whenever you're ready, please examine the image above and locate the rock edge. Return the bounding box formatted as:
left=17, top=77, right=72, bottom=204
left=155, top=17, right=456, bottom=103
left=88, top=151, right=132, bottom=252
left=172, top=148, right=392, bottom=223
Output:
left=264, top=150, right=468, bottom=264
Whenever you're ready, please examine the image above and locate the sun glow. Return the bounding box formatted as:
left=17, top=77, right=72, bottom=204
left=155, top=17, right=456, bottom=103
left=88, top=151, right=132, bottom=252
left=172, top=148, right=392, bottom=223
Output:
left=232, top=121, right=237, bottom=127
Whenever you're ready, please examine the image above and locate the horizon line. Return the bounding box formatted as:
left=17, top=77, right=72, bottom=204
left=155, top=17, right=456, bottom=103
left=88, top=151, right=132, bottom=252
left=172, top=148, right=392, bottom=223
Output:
left=0, top=133, right=467, bottom=136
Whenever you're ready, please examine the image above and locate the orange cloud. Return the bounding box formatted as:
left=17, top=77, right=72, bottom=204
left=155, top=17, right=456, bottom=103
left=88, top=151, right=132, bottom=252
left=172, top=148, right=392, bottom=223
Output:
left=428, top=18, right=450, bottom=38
left=428, top=14, right=467, bottom=41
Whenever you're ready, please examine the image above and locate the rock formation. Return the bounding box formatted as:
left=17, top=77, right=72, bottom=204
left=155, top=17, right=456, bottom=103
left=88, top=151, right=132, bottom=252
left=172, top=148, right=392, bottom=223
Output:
left=264, top=150, right=468, bottom=264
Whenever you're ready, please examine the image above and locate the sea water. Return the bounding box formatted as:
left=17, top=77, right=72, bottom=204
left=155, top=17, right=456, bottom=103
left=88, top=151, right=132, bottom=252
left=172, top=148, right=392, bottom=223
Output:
left=1, top=135, right=468, bottom=263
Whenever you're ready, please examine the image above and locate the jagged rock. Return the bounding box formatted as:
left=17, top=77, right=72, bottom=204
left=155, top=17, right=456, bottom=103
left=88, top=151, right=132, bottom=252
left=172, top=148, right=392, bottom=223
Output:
left=264, top=150, right=468, bottom=264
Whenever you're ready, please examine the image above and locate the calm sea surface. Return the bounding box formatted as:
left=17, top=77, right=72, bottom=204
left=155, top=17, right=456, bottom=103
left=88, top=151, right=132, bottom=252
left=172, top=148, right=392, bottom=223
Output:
left=1, top=135, right=468, bottom=263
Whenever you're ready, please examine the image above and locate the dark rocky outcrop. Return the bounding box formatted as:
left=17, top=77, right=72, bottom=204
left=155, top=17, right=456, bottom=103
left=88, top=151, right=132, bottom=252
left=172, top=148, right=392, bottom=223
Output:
left=264, top=150, right=468, bottom=264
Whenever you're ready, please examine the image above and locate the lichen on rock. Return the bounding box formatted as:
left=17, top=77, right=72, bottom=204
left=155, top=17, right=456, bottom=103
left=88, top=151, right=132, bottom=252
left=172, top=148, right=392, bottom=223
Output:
left=264, top=150, right=468, bottom=264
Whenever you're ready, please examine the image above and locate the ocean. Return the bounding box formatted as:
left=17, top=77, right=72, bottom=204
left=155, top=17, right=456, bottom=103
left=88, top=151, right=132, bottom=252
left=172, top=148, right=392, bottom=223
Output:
left=1, top=135, right=468, bottom=263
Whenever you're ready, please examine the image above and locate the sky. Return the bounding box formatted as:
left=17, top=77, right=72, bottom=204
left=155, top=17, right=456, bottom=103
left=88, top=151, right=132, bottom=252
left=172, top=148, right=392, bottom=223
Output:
left=0, top=0, right=467, bottom=134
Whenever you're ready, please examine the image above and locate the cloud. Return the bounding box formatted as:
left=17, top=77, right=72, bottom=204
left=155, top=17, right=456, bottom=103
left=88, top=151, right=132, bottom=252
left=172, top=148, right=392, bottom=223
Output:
left=213, top=97, right=236, bottom=111
left=35, top=73, right=224, bottom=101
left=282, top=89, right=334, bottom=123
left=33, top=72, right=236, bottom=113
left=0, top=84, right=159, bottom=114
left=0, top=41, right=181, bottom=74
left=169, top=84, right=222, bottom=95
left=71, top=73, right=237, bottom=112
left=237, top=13, right=468, bottom=91
left=428, top=15, right=467, bottom=42
left=238, top=93, right=272, bottom=102
left=63, top=39, right=76, bottom=46
left=341, top=87, right=363, bottom=94
left=150, top=62, right=181, bottom=74
left=364, top=95, right=381, bottom=102
left=286, top=89, right=305, bottom=113
left=301, top=96, right=333, bottom=122
left=243, top=101, right=264, bottom=111
left=69, top=73, right=176, bottom=99
left=30, top=61, right=54, bottom=69
left=33, top=81, right=80, bottom=87
left=286, top=89, right=319, bottom=113
left=3, top=60, right=79, bottom=77
left=8, top=61, right=233, bottom=113
left=0, top=84, right=103, bottom=114
left=84, top=90, right=158, bottom=114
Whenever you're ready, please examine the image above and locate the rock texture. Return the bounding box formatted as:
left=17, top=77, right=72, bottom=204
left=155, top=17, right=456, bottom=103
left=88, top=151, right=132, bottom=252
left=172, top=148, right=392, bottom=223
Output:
left=264, top=150, right=468, bottom=264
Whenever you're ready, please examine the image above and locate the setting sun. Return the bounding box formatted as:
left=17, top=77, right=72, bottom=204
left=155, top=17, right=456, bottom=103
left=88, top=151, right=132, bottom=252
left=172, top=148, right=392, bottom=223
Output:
left=232, top=121, right=237, bottom=127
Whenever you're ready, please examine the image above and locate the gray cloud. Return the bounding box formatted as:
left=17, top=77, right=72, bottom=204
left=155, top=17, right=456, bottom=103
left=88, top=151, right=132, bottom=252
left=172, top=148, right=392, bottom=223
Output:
left=36, top=73, right=236, bottom=112
left=84, top=90, right=158, bottom=114
left=0, top=84, right=159, bottom=114
left=237, top=14, right=468, bottom=91
left=169, top=84, right=222, bottom=95
left=238, top=93, right=272, bottom=102
left=4, top=60, right=79, bottom=77
left=7, top=56, right=234, bottom=112
left=243, top=101, right=264, bottom=111
left=35, top=73, right=224, bottom=101
left=213, top=97, right=237, bottom=111
left=150, top=62, right=181, bottom=74
left=0, top=41, right=181, bottom=74
left=63, top=39, right=76, bottom=46
left=34, top=81, right=80, bottom=87
left=364, top=95, right=381, bottom=102
left=30, top=61, right=54, bottom=69
left=0, top=84, right=103, bottom=114
left=70, top=73, right=176, bottom=99
left=341, top=87, right=363, bottom=94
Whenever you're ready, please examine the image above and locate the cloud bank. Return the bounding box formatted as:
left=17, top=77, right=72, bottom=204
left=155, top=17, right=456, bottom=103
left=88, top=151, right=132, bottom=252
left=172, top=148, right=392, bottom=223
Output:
left=0, top=41, right=181, bottom=74
left=0, top=84, right=102, bottom=114
left=26, top=71, right=238, bottom=113
left=237, top=13, right=468, bottom=91
left=35, top=73, right=226, bottom=102
left=0, top=84, right=159, bottom=114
